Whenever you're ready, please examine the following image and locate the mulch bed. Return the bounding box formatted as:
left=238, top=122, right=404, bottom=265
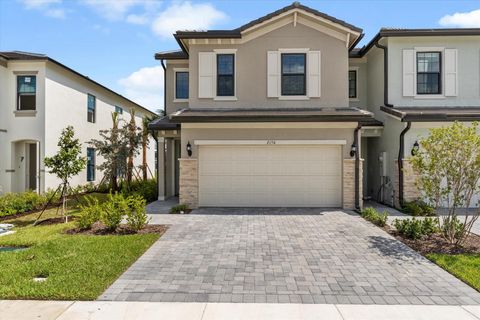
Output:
left=384, top=224, right=480, bottom=255
left=65, top=222, right=168, bottom=236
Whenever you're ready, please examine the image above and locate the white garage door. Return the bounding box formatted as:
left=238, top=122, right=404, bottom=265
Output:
left=198, top=145, right=342, bottom=207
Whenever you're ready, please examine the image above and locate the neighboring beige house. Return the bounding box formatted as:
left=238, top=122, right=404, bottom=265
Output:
left=150, top=2, right=480, bottom=209
left=0, top=51, right=156, bottom=194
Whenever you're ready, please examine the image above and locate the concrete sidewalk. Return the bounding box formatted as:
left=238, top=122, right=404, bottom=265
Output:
left=2, top=300, right=480, bottom=320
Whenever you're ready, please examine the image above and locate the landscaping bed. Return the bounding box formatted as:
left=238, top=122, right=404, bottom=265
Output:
left=65, top=222, right=168, bottom=235
left=0, top=193, right=166, bottom=300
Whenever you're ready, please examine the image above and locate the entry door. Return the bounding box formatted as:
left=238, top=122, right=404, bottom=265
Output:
left=198, top=145, right=342, bottom=207
left=27, top=143, right=37, bottom=191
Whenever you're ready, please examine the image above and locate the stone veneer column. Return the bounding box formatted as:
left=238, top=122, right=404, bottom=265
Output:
left=393, top=159, right=420, bottom=208
left=179, top=159, right=198, bottom=208
left=343, top=159, right=355, bottom=210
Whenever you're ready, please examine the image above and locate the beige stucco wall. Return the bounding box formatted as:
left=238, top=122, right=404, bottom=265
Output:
left=165, top=61, right=189, bottom=114
left=180, top=125, right=355, bottom=159
left=388, top=36, right=480, bottom=107
left=187, top=22, right=349, bottom=108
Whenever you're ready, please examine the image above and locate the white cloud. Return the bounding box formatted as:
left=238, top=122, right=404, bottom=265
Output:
left=439, top=9, right=480, bottom=27
left=20, top=0, right=66, bottom=18
left=20, top=0, right=60, bottom=9
left=81, top=0, right=160, bottom=22
left=152, top=1, right=226, bottom=38
left=126, top=13, right=150, bottom=25
left=118, top=66, right=164, bottom=112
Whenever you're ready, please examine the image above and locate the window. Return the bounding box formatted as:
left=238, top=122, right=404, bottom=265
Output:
left=87, top=148, right=96, bottom=181
left=87, top=94, right=96, bottom=123
left=417, top=52, right=441, bottom=94
left=17, top=75, right=36, bottom=110
left=216, top=54, right=234, bottom=96
left=115, top=106, right=123, bottom=114
left=348, top=70, right=357, bottom=99
left=281, top=53, right=306, bottom=96
left=175, top=71, right=189, bottom=99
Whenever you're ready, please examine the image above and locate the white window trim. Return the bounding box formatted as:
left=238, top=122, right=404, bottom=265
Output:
left=278, top=48, right=310, bottom=100
left=213, top=49, right=237, bottom=100
left=413, top=47, right=445, bottom=99
left=173, top=67, right=189, bottom=102
left=349, top=66, right=359, bottom=101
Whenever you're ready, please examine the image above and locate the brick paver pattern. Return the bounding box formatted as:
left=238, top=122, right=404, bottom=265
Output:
left=100, top=207, right=480, bottom=305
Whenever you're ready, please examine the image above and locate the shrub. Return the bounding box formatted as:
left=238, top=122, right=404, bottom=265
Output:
left=126, top=195, right=150, bottom=231
left=442, top=217, right=464, bottom=240
left=394, top=217, right=439, bottom=240
left=170, top=204, right=190, bottom=214
left=361, top=207, right=388, bottom=227
left=402, top=200, right=435, bottom=217
left=101, top=193, right=129, bottom=231
left=123, top=179, right=158, bottom=203
left=0, top=191, right=47, bottom=217
left=76, top=196, right=102, bottom=230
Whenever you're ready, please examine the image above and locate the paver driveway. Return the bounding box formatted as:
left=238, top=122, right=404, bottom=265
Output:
left=100, top=207, right=480, bottom=305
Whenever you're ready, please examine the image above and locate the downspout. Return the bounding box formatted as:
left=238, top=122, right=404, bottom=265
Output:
left=374, top=40, right=393, bottom=108
left=375, top=37, right=408, bottom=207
left=398, top=122, right=411, bottom=207
left=354, top=124, right=362, bottom=210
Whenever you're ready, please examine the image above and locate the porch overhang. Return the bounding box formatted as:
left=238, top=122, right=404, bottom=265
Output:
left=381, top=106, right=480, bottom=122
left=148, top=116, right=181, bottom=130
left=169, top=107, right=375, bottom=123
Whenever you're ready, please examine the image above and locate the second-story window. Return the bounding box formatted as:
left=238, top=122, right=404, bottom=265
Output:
left=115, top=106, right=123, bottom=114
left=175, top=71, right=189, bottom=99
left=348, top=70, right=357, bottom=99
left=281, top=53, right=306, bottom=96
left=217, top=54, right=234, bottom=96
left=417, top=52, right=441, bottom=94
left=17, top=75, right=36, bottom=110
left=87, top=94, right=96, bottom=123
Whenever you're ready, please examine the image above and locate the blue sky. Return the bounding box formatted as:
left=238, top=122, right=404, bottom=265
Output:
left=1, top=0, right=479, bottom=112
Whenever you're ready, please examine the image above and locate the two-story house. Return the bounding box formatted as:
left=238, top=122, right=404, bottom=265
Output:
left=0, top=51, right=157, bottom=194
left=149, top=2, right=480, bottom=210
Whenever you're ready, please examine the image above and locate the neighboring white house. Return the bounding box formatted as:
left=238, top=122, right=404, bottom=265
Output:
left=0, top=51, right=157, bottom=194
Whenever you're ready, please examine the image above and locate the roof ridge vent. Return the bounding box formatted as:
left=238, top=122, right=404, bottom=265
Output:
left=292, top=1, right=301, bottom=7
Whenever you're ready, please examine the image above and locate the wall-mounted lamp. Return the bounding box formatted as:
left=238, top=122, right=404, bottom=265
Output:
left=411, top=141, right=419, bottom=156
left=186, top=141, right=192, bottom=157
left=350, top=143, right=357, bottom=158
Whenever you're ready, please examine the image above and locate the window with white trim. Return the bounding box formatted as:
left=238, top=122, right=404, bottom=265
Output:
left=348, top=70, right=357, bottom=99
left=175, top=71, right=189, bottom=100
left=216, top=54, right=235, bottom=96
left=17, top=75, right=36, bottom=110
left=281, top=53, right=306, bottom=96
left=416, top=52, right=441, bottom=95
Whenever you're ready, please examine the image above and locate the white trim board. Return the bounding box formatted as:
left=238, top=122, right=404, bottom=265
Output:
left=194, top=140, right=347, bottom=145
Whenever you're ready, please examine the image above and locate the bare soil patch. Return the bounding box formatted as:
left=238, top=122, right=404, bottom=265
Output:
left=65, top=222, right=168, bottom=236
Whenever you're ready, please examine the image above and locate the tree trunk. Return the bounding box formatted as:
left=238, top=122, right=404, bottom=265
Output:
left=142, top=136, right=147, bottom=180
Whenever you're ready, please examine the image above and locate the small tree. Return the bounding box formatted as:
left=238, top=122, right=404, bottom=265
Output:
left=89, top=112, right=128, bottom=191
left=140, top=115, right=158, bottom=180
left=125, top=109, right=141, bottom=186
left=44, top=126, right=86, bottom=222
left=411, top=122, right=480, bottom=245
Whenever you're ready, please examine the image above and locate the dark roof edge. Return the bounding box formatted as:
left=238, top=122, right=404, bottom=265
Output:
left=154, top=50, right=188, bottom=60
left=380, top=105, right=480, bottom=122
left=170, top=114, right=372, bottom=123
left=353, top=28, right=480, bottom=58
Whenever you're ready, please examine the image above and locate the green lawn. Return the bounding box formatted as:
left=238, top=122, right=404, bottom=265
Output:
left=0, top=193, right=160, bottom=300
left=427, top=253, right=480, bottom=292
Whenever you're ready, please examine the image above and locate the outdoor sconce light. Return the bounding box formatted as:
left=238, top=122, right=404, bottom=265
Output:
left=186, top=141, right=192, bottom=157
left=411, top=140, right=419, bottom=156
left=350, top=143, right=357, bottom=158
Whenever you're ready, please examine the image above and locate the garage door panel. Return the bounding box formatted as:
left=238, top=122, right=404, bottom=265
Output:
left=199, top=145, right=342, bottom=207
